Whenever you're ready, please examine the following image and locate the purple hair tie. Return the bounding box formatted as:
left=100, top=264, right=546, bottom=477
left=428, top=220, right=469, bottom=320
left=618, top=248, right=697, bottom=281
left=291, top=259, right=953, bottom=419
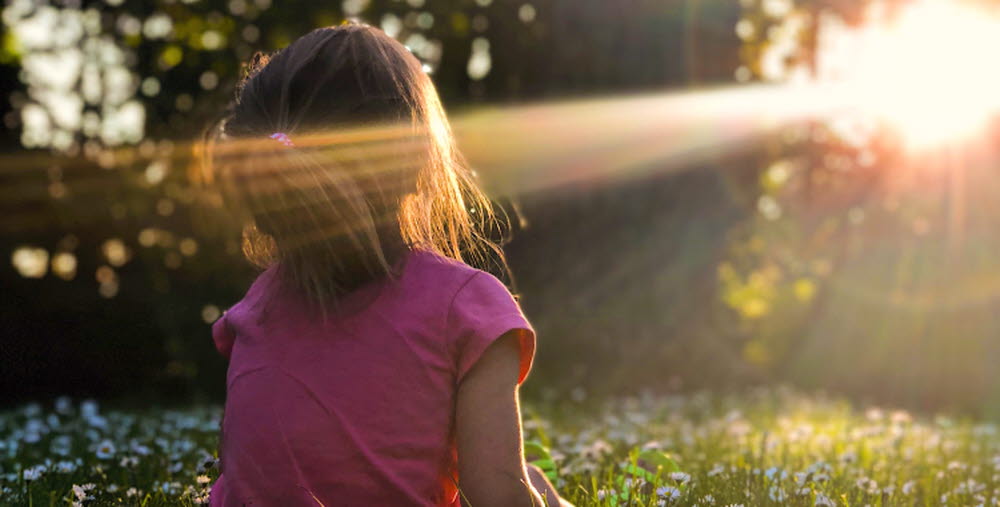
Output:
left=269, top=132, right=294, bottom=147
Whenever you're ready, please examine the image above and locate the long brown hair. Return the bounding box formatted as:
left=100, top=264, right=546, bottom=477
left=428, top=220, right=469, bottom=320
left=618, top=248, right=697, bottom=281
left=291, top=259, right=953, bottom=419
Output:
left=202, top=22, right=507, bottom=314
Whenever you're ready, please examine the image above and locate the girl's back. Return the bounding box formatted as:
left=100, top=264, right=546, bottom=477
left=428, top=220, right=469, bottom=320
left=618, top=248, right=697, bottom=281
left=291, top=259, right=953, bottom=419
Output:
left=203, top=21, right=568, bottom=507
left=209, top=248, right=533, bottom=506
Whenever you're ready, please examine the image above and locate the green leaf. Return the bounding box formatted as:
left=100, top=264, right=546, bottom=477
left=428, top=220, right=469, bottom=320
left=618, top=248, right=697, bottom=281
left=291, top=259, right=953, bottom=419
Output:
left=0, top=30, right=22, bottom=64
left=637, top=449, right=681, bottom=474
left=524, top=440, right=552, bottom=462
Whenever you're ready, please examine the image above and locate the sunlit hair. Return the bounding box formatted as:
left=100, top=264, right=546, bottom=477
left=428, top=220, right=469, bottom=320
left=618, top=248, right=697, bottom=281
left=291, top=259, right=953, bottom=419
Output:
left=201, top=22, right=507, bottom=315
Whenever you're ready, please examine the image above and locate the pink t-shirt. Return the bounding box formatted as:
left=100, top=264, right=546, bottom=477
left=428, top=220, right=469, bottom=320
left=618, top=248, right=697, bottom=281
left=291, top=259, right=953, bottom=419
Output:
left=208, top=248, right=535, bottom=506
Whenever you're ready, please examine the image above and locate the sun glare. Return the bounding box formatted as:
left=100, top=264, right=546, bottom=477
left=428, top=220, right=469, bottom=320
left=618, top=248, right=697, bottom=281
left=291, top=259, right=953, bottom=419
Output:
left=833, top=0, right=1000, bottom=148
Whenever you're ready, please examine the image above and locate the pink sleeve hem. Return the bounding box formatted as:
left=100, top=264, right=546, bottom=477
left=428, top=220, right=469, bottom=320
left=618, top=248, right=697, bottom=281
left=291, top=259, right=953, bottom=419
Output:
left=455, top=313, right=536, bottom=386
left=211, top=315, right=235, bottom=359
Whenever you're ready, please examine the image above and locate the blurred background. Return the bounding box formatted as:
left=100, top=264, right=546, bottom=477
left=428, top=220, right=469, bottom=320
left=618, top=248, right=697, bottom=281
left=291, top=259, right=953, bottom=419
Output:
left=4, top=0, right=1000, bottom=415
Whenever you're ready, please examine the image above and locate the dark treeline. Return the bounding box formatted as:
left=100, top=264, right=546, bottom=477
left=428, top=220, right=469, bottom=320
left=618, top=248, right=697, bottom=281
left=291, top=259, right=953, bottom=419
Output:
left=0, top=0, right=749, bottom=406
left=11, top=0, right=984, bottom=416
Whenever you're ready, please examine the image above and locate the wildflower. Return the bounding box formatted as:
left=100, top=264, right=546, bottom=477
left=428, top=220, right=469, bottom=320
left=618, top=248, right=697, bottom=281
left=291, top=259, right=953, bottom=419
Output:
left=50, top=435, right=72, bottom=456
left=707, top=464, right=726, bottom=477
left=86, top=414, right=108, bottom=429
left=95, top=439, right=116, bottom=459
left=107, top=483, right=120, bottom=493
left=807, top=462, right=829, bottom=475
left=669, top=471, right=691, bottom=483
left=974, top=424, right=997, bottom=437
left=23, top=402, right=42, bottom=417
left=657, top=486, right=682, bottom=499
left=54, top=396, right=73, bottom=414
left=891, top=410, right=912, bottom=424
left=814, top=493, right=836, bottom=507
left=159, top=481, right=182, bottom=494
left=120, top=456, right=139, bottom=467
left=23, top=465, right=45, bottom=481
left=955, top=479, right=985, bottom=495
left=198, top=456, right=217, bottom=472
left=623, top=477, right=647, bottom=489
left=582, top=439, right=612, bottom=460
left=768, top=485, right=787, bottom=502
left=702, top=494, right=716, bottom=504
left=794, top=471, right=810, bottom=486
left=130, top=441, right=152, bottom=456
left=856, top=477, right=879, bottom=494
left=71, top=484, right=94, bottom=501
left=764, top=466, right=787, bottom=481
left=902, top=481, right=917, bottom=495
left=126, top=487, right=139, bottom=497
left=80, top=399, right=99, bottom=418
left=54, top=460, right=77, bottom=473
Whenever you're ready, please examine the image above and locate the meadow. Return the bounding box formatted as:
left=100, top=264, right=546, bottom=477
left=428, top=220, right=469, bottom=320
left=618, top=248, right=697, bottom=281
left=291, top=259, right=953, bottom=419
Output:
left=4, top=389, right=999, bottom=506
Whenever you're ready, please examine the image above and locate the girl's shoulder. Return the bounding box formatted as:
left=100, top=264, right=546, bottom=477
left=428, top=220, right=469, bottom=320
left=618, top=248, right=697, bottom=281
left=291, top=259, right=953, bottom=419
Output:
left=217, top=264, right=278, bottom=328
left=405, top=248, right=522, bottom=320
left=405, top=248, right=504, bottom=293
left=408, top=248, right=535, bottom=385
left=407, top=247, right=476, bottom=273
left=234, top=264, right=282, bottom=310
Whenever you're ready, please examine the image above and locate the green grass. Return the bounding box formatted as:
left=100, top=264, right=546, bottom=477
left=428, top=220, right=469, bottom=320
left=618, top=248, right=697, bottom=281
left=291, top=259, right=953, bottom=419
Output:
left=3, top=388, right=998, bottom=506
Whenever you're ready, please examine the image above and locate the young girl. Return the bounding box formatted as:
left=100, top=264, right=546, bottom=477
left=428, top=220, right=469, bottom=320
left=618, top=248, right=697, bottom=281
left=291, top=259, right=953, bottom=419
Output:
left=203, top=23, right=569, bottom=506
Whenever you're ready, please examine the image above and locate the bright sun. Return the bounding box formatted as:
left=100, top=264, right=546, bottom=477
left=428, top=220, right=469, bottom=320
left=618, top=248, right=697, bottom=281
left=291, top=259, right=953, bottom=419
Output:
left=835, top=0, right=1000, bottom=147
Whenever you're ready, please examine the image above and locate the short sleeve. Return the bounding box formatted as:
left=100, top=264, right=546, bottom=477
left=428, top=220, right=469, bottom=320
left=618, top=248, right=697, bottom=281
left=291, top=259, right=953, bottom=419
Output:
left=449, top=271, right=536, bottom=385
left=211, top=312, right=236, bottom=359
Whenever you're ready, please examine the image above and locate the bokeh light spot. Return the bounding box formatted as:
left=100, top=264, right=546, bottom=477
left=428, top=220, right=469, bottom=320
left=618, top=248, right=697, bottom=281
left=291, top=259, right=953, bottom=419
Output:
left=11, top=246, right=49, bottom=278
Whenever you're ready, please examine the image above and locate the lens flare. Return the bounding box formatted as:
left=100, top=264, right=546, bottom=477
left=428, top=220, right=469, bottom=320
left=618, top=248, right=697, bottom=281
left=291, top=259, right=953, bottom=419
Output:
left=831, top=0, right=1000, bottom=147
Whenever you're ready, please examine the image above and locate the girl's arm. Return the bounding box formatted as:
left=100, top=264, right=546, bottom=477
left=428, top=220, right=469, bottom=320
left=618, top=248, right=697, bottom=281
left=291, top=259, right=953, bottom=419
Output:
left=455, top=331, right=548, bottom=507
